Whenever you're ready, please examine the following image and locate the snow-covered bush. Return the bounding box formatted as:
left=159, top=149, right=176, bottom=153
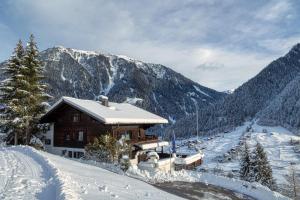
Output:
left=85, top=135, right=117, bottom=163
left=120, top=155, right=130, bottom=171
left=29, top=135, right=44, bottom=150
left=0, top=133, right=6, bottom=147
left=212, top=165, right=224, bottom=175
left=227, top=171, right=234, bottom=178
left=85, top=134, right=132, bottom=165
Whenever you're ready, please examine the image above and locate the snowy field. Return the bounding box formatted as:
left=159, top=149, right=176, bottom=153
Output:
left=176, top=122, right=300, bottom=197
left=0, top=146, right=182, bottom=200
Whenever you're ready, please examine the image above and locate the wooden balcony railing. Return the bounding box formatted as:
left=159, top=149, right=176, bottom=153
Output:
left=129, top=134, right=158, bottom=144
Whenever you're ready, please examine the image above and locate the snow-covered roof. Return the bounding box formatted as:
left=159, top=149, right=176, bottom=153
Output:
left=42, top=96, right=168, bottom=125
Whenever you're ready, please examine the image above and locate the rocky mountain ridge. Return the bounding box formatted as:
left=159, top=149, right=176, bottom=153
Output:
left=0, top=46, right=226, bottom=134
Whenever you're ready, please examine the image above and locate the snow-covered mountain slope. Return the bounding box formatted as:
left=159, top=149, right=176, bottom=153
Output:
left=0, top=146, right=183, bottom=200
left=168, top=43, right=300, bottom=136
left=33, top=46, right=225, bottom=127
left=258, top=74, right=300, bottom=131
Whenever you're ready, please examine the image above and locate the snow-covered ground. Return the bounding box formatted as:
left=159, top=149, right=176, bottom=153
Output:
left=0, top=146, right=182, bottom=200
left=0, top=122, right=296, bottom=200
left=126, top=164, right=288, bottom=200
left=248, top=124, right=300, bottom=184
left=176, top=122, right=250, bottom=171
left=175, top=122, right=300, bottom=197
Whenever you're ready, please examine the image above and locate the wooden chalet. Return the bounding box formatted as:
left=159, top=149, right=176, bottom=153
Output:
left=41, top=96, right=203, bottom=171
left=41, top=96, right=168, bottom=156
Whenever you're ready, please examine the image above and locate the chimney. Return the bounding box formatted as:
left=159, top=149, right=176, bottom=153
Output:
left=99, top=95, right=109, bottom=107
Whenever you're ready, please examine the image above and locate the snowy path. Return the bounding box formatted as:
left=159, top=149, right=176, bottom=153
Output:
left=0, top=147, right=56, bottom=200
left=155, top=181, right=255, bottom=200
left=40, top=151, right=182, bottom=200
left=0, top=146, right=183, bottom=200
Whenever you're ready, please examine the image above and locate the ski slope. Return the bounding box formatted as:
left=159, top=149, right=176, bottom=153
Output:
left=0, top=146, right=182, bottom=200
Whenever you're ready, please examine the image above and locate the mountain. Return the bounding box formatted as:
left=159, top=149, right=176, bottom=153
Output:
left=168, top=43, right=300, bottom=136
left=0, top=46, right=225, bottom=130
left=258, top=73, right=300, bottom=131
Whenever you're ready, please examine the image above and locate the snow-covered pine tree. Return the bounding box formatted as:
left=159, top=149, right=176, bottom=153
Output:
left=20, top=34, right=51, bottom=144
left=252, top=142, right=276, bottom=190
left=239, top=142, right=252, bottom=181
left=0, top=40, right=25, bottom=144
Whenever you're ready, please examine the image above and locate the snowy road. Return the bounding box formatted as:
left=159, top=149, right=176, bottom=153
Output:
left=0, top=146, right=183, bottom=200
left=155, top=181, right=255, bottom=200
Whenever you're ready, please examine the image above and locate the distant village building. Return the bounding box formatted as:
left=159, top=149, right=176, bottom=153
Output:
left=41, top=96, right=203, bottom=171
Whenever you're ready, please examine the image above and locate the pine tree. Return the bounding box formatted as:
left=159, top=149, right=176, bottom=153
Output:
left=252, top=142, right=276, bottom=190
left=20, top=34, right=50, bottom=144
left=289, top=163, right=299, bottom=199
left=240, top=142, right=252, bottom=181
left=0, top=40, right=25, bottom=144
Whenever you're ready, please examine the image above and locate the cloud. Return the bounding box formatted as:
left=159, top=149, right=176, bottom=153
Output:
left=256, top=0, right=293, bottom=21
left=0, top=0, right=299, bottom=91
left=195, top=63, right=224, bottom=71
left=259, top=35, right=300, bottom=54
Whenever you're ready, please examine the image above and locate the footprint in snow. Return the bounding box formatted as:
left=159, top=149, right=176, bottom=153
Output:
left=111, top=194, right=119, bottom=198
left=145, top=192, right=151, bottom=197
left=99, top=185, right=108, bottom=192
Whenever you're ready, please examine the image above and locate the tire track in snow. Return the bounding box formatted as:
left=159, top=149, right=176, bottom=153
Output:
left=0, top=146, right=78, bottom=200
left=11, top=146, right=80, bottom=200
left=0, top=147, right=50, bottom=200
left=0, top=148, right=18, bottom=198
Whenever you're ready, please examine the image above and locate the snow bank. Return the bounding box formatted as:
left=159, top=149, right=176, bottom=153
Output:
left=9, top=146, right=79, bottom=200
left=126, top=167, right=289, bottom=200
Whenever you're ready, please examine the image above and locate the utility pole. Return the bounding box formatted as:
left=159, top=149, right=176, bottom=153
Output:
left=196, top=104, right=199, bottom=140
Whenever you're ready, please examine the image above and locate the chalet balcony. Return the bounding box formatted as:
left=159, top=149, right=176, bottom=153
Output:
left=130, top=134, right=158, bottom=144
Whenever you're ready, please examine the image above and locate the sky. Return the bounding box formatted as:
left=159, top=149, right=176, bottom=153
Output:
left=1, top=0, right=300, bottom=91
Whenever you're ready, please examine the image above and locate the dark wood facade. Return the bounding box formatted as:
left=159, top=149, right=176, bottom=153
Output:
left=41, top=103, right=158, bottom=148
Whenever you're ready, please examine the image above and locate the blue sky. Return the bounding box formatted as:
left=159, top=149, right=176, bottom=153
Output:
left=1, top=0, right=300, bottom=91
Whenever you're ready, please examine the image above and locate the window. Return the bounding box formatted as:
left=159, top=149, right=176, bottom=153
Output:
left=122, top=130, right=132, bottom=141
left=68, top=151, right=72, bottom=158
left=74, top=152, right=84, bottom=159
left=65, top=133, right=71, bottom=141
left=45, top=139, right=51, bottom=145
left=62, top=150, right=67, bottom=156
left=73, top=113, right=80, bottom=122
left=78, top=131, right=84, bottom=142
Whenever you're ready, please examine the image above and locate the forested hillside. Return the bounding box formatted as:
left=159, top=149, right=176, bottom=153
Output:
left=168, top=43, right=300, bottom=136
